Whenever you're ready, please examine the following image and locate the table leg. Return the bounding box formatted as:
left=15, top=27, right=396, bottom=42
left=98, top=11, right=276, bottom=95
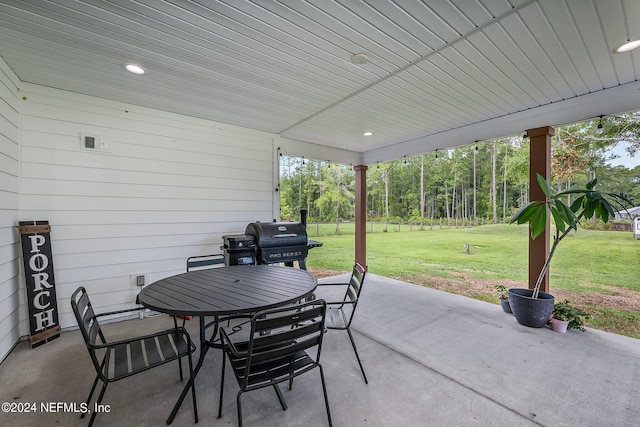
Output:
left=166, top=316, right=218, bottom=425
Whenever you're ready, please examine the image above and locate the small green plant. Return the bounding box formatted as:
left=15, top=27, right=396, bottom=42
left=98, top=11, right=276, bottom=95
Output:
left=552, top=300, right=590, bottom=332
left=495, top=284, right=508, bottom=299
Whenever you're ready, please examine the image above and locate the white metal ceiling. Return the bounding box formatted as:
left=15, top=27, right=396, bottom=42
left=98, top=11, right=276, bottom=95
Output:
left=1, top=0, right=639, bottom=164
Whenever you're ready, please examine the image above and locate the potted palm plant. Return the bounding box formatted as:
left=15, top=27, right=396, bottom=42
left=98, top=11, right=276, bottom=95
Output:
left=509, top=173, right=630, bottom=328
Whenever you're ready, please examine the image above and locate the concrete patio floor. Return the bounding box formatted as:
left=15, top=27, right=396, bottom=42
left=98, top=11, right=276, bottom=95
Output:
left=1, top=273, right=639, bottom=426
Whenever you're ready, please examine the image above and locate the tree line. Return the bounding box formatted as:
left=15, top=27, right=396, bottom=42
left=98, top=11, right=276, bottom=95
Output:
left=279, top=113, right=640, bottom=227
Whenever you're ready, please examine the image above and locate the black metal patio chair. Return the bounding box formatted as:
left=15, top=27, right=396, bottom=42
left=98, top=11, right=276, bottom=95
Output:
left=71, top=286, right=197, bottom=427
left=217, top=299, right=332, bottom=427
left=313, top=262, right=368, bottom=384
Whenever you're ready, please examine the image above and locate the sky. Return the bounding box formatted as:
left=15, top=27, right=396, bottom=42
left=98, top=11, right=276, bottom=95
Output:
left=606, top=141, right=639, bottom=169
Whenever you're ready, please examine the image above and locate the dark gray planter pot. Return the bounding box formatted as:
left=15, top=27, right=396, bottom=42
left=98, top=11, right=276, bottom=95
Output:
left=508, top=288, right=555, bottom=328
left=500, top=297, right=512, bottom=314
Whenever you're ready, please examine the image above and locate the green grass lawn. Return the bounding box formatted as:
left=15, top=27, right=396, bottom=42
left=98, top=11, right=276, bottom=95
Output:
left=306, top=223, right=640, bottom=337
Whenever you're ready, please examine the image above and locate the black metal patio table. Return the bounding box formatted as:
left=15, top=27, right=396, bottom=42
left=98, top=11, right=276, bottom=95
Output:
left=137, top=264, right=318, bottom=424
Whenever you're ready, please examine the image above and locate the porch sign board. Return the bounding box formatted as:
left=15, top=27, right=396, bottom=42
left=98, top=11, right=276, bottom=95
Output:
left=18, top=221, right=61, bottom=348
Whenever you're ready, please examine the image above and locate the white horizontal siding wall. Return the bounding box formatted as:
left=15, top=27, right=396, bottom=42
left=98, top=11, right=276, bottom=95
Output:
left=0, top=57, right=21, bottom=362
left=19, top=84, right=278, bottom=330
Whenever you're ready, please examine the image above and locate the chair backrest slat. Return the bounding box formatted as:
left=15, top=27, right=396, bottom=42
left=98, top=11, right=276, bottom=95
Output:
left=343, top=264, right=365, bottom=302
left=186, top=254, right=225, bottom=271
left=72, top=287, right=104, bottom=346
left=252, top=321, right=323, bottom=352
left=254, top=305, right=323, bottom=332
left=71, top=287, right=108, bottom=373
left=341, top=263, right=366, bottom=326
left=346, top=283, right=358, bottom=302
left=87, top=314, right=101, bottom=345
left=250, top=335, right=322, bottom=365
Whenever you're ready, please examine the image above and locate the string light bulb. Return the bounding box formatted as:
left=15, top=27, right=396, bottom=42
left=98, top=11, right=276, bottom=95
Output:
left=596, top=115, right=604, bottom=134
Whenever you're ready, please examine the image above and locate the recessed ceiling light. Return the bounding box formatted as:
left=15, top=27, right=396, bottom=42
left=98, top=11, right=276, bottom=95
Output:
left=363, top=131, right=373, bottom=136
left=613, top=39, right=640, bottom=53
left=124, top=64, right=146, bottom=74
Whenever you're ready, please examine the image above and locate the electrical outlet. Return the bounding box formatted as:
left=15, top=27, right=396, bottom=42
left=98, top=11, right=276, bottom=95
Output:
left=130, top=273, right=147, bottom=289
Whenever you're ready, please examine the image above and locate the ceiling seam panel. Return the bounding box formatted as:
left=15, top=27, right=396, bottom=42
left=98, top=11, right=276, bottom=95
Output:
left=108, top=0, right=380, bottom=89
left=414, top=57, right=509, bottom=118
left=331, top=0, right=428, bottom=57
left=498, top=13, right=567, bottom=102
left=0, top=4, right=360, bottom=119
left=281, top=0, right=418, bottom=65
left=371, top=0, right=444, bottom=50
left=448, top=0, right=494, bottom=30
left=208, top=0, right=394, bottom=76
left=515, top=1, right=578, bottom=99
left=481, top=22, right=554, bottom=105
left=370, top=82, right=471, bottom=129
left=541, top=0, right=605, bottom=93
left=390, top=64, right=496, bottom=123
left=279, top=0, right=538, bottom=134
left=566, top=0, right=620, bottom=88
left=464, top=31, right=540, bottom=107
left=422, top=1, right=476, bottom=43
left=138, top=0, right=385, bottom=84
left=527, top=1, right=589, bottom=96
left=593, top=0, right=636, bottom=85
left=94, top=0, right=368, bottom=95
left=205, top=0, right=400, bottom=74
left=236, top=0, right=397, bottom=77
left=449, top=0, right=496, bottom=26
left=622, top=0, right=640, bottom=79
left=524, top=3, right=589, bottom=96
left=0, top=45, right=316, bottom=132
left=0, top=17, right=327, bottom=117
left=438, top=41, right=527, bottom=112
left=336, top=92, right=451, bottom=134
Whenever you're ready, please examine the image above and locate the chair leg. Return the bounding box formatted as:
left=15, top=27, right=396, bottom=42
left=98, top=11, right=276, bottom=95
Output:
left=273, top=384, right=288, bottom=411
left=88, top=381, right=108, bottom=427
left=346, top=327, right=368, bottom=384
left=172, top=318, right=184, bottom=381
left=218, top=354, right=226, bottom=418
left=318, top=364, right=333, bottom=427
left=187, top=353, right=198, bottom=423
left=237, top=391, right=244, bottom=427
left=81, top=374, right=100, bottom=419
